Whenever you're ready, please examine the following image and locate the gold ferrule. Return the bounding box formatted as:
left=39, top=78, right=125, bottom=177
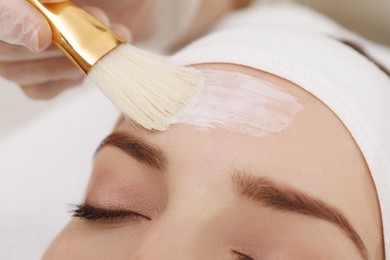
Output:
left=27, top=0, right=125, bottom=73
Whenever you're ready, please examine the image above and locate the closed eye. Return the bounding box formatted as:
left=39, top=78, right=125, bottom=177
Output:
left=232, top=250, right=255, bottom=260
left=71, top=204, right=151, bottom=223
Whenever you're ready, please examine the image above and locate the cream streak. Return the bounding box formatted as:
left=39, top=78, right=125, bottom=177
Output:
left=174, top=70, right=303, bottom=138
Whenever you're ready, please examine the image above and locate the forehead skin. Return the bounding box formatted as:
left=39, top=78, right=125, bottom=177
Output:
left=44, top=64, right=384, bottom=259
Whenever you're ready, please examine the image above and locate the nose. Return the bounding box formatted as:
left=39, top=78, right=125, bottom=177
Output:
left=131, top=215, right=214, bottom=260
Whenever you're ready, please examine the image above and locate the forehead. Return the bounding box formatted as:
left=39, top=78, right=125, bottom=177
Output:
left=173, top=70, right=303, bottom=138
left=114, top=66, right=356, bottom=181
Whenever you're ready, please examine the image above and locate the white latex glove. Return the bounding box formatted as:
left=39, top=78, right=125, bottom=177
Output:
left=0, top=0, right=131, bottom=99
left=0, top=0, right=226, bottom=99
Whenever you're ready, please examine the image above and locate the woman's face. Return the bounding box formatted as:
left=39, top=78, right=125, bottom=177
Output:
left=43, top=64, right=383, bottom=259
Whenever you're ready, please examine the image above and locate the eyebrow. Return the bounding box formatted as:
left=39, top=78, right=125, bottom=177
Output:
left=232, top=172, right=369, bottom=260
left=96, top=132, right=168, bottom=171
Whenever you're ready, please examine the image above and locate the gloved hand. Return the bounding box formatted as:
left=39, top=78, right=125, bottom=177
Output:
left=0, top=0, right=234, bottom=100
left=0, top=0, right=132, bottom=99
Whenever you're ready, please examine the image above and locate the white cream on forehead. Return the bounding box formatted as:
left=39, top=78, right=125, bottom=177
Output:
left=172, top=69, right=303, bottom=138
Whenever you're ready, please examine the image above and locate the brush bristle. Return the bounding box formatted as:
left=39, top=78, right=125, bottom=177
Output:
left=88, top=44, right=202, bottom=130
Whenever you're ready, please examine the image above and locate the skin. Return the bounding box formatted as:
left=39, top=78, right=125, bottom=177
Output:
left=43, top=64, right=384, bottom=259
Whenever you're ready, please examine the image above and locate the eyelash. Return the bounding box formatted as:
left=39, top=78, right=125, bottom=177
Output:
left=71, top=204, right=150, bottom=223
left=232, top=250, right=255, bottom=260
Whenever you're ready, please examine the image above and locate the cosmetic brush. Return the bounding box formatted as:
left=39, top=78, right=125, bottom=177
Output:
left=27, top=0, right=202, bottom=130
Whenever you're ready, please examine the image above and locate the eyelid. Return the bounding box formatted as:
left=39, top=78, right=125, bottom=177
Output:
left=71, top=204, right=151, bottom=223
